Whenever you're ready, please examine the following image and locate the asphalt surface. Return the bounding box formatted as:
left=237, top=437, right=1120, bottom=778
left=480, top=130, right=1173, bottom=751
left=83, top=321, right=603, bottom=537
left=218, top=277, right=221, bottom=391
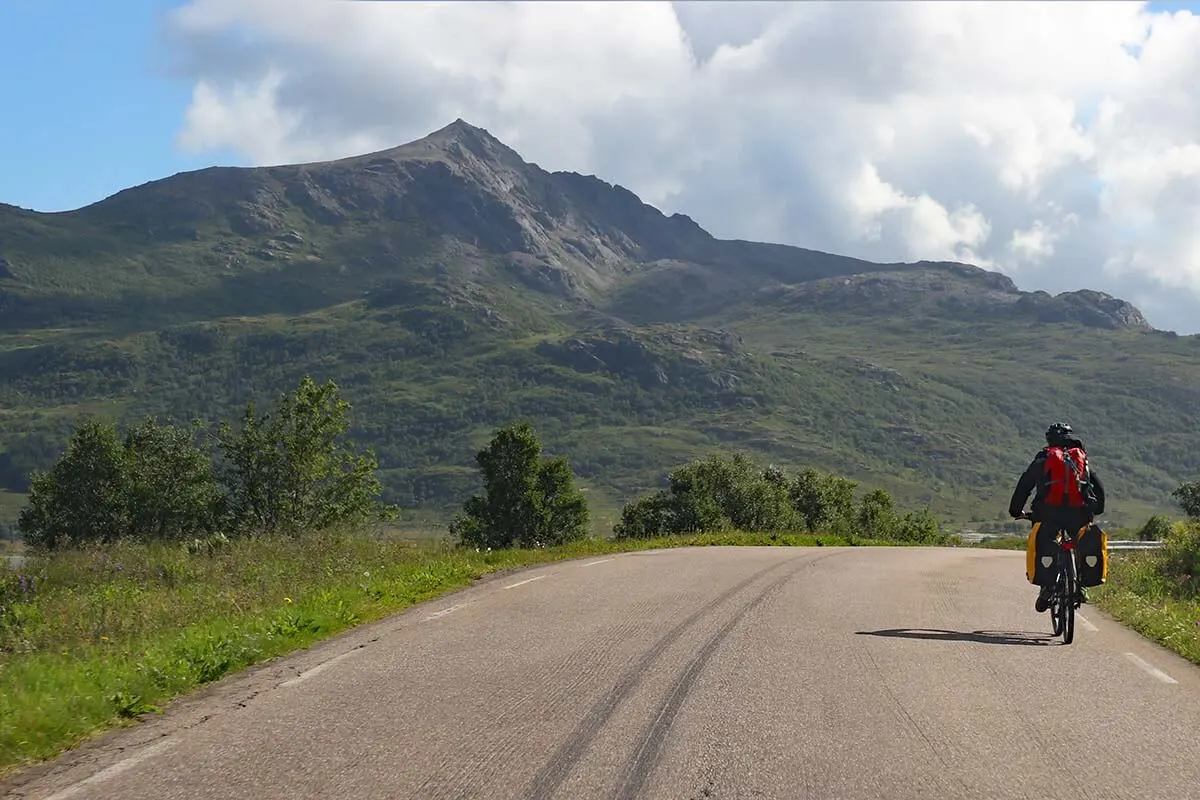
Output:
left=8, top=546, right=1200, bottom=800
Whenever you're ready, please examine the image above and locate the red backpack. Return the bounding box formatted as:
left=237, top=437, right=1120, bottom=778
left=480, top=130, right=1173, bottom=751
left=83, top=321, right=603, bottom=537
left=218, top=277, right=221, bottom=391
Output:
left=1043, top=445, right=1091, bottom=507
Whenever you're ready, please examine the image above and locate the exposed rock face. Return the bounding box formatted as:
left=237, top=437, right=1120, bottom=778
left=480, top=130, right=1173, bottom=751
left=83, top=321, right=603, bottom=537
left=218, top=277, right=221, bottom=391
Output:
left=5, top=116, right=1158, bottom=334
left=1015, top=290, right=1151, bottom=330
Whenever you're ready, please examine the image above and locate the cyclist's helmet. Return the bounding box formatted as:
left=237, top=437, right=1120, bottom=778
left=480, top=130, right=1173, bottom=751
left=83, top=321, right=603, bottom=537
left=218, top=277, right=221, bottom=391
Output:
left=1045, top=422, right=1074, bottom=447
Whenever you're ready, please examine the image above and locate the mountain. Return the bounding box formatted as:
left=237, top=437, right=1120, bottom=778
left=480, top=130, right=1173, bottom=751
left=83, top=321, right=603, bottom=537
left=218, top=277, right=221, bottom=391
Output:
left=0, top=119, right=1196, bottom=532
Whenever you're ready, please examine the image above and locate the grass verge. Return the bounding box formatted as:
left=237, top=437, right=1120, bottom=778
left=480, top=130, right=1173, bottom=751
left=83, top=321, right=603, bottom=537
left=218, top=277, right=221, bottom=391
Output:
left=1089, top=548, right=1200, bottom=667
left=1, top=528, right=895, bottom=775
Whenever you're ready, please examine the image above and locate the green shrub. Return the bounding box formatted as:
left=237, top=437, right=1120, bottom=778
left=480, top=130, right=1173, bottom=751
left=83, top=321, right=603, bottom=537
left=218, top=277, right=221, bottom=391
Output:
left=1138, top=514, right=1174, bottom=542
left=614, top=451, right=948, bottom=543
left=18, top=377, right=395, bottom=549
left=450, top=422, right=589, bottom=549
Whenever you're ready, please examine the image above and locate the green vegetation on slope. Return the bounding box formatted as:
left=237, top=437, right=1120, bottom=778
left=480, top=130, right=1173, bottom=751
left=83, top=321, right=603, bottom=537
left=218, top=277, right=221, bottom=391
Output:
left=4, top=297, right=1194, bottom=531
left=2, top=120, right=1198, bottom=533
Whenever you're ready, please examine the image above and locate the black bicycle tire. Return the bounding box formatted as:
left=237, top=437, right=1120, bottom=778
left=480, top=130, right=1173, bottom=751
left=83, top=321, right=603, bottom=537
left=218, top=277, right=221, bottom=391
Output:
left=1063, top=553, right=1077, bottom=644
left=1052, top=592, right=1064, bottom=636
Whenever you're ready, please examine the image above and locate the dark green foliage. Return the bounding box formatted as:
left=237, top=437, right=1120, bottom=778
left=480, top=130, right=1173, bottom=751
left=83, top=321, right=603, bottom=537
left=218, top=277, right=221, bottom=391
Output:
left=451, top=422, right=589, bottom=549
left=216, top=376, right=394, bottom=536
left=1172, top=482, right=1200, bottom=518
left=856, top=489, right=897, bottom=539
left=17, top=377, right=394, bottom=549
left=19, top=420, right=131, bottom=550
left=124, top=418, right=223, bottom=541
left=1159, top=522, right=1200, bottom=594
left=20, top=416, right=220, bottom=549
left=790, top=468, right=857, bottom=534
left=1139, top=514, right=1174, bottom=542
left=613, top=452, right=947, bottom=543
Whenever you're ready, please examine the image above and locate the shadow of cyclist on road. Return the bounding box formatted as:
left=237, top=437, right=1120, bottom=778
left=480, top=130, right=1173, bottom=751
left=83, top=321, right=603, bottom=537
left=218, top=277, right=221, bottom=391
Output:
left=855, top=628, right=1058, bottom=646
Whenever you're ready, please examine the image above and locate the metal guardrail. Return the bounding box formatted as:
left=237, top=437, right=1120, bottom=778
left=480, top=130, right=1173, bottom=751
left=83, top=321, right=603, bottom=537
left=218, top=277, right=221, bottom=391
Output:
left=1106, top=540, right=1166, bottom=551
left=1109, top=539, right=1167, bottom=550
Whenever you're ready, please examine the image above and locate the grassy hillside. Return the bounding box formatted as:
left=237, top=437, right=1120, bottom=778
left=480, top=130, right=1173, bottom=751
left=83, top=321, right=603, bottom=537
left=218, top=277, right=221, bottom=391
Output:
left=1, top=120, right=1197, bottom=531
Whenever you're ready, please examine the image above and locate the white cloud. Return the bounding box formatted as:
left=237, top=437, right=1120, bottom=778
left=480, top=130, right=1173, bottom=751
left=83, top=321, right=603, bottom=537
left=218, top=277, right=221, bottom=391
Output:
left=166, top=0, right=1200, bottom=333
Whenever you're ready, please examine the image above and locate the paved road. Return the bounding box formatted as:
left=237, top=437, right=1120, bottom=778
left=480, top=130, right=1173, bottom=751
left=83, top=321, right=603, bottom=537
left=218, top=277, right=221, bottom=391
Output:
left=9, top=546, right=1200, bottom=799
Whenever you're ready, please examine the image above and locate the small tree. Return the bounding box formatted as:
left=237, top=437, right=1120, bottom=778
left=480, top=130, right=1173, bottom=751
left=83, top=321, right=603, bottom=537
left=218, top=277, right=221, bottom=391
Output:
left=19, top=419, right=129, bottom=550
left=613, top=490, right=675, bottom=539
left=123, top=417, right=221, bottom=540
left=451, top=422, right=589, bottom=549
left=790, top=468, right=857, bottom=533
left=1171, top=482, right=1200, bottom=518
left=217, top=376, right=395, bottom=536
left=855, top=488, right=897, bottom=539
left=894, top=509, right=945, bottom=544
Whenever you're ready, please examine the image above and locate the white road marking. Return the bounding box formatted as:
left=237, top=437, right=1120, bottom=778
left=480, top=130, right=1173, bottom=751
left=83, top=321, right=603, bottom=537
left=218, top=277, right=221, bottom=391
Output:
left=1125, top=652, right=1178, bottom=685
left=505, top=575, right=546, bottom=590
left=1077, top=613, right=1099, bottom=632
left=422, top=602, right=469, bottom=622
left=44, top=739, right=176, bottom=800
left=582, top=558, right=613, bottom=567
left=281, top=649, right=361, bottom=688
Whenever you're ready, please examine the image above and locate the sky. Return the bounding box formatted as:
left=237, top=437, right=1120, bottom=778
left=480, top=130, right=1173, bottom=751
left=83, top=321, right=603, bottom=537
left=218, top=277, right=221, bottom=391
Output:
left=3, top=1, right=1200, bottom=334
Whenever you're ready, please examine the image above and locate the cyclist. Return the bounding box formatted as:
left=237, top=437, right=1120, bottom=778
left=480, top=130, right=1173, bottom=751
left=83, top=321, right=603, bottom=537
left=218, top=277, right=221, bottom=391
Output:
left=1008, top=422, right=1106, bottom=612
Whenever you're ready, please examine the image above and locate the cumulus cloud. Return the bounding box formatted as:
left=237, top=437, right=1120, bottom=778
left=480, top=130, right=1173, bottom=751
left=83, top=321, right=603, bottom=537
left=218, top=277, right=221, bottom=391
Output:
left=165, top=0, right=1200, bottom=333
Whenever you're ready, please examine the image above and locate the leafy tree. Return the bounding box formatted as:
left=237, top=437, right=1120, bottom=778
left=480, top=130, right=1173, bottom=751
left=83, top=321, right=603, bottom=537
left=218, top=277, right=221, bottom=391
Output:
left=613, top=451, right=949, bottom=543
left=451, top=422, right=589, bottom=549
left=856, top=488, right=897, bottom=539
left=1171, top=482, right=1200, bottom=518
left=790, top=468, right=857, bottom=533
left=19, top=419, right=130, bottom=549
left=123, top=417, right=221, bottom=540
left=217, top=376, right=395, bottom=536
left=19, top=417, right=223, bottom=549
left=613, top=490, right=675, bottom=539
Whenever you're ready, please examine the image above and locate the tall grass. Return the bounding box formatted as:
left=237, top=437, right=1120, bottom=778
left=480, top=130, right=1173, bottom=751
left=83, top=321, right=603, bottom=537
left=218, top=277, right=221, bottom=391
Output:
left=0, top=528, right=888, bottom=775
left=1091, top=520, right=1200, bottom=666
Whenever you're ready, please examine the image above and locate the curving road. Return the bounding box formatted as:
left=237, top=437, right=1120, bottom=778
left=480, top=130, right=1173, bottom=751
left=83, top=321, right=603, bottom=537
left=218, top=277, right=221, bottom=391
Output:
left=8, top=546, right=1200, bottom=799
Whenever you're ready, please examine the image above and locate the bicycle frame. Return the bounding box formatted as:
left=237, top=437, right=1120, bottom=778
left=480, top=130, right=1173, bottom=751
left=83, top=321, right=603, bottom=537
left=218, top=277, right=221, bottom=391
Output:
left=1047, top=528, right=1080, bottom=644
left=1019, top=513, right=1083, bottom=644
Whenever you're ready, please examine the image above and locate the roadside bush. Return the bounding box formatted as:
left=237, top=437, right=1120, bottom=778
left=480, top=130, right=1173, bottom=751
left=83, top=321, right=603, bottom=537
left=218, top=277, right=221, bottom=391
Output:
left=18, top=377, right=395, bottom=550
left=1158, top=521, right=1200, bottom=598
left=614, top=452, right=948, bottom=543
left=1138, top=514, right=1174, bottom=542
left=450, top=422, right=589, bottom=549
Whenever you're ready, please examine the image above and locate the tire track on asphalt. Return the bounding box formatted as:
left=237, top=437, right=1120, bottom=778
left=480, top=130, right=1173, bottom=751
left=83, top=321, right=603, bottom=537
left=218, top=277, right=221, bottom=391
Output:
left=409, top=591, right=683, bottom=800
left=525, top=549, right=845, bottom=800
left=613, top=558, right=812, bottom=800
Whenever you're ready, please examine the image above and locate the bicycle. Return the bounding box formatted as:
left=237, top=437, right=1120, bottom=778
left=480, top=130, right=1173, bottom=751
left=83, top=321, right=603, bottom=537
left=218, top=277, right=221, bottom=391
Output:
left=1017, top=512, right=1083, bottom=644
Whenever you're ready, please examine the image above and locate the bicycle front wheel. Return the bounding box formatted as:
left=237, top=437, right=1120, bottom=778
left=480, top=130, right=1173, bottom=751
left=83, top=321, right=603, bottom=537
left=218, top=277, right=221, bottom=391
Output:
left=1062, top=555, right=1077, bottom=645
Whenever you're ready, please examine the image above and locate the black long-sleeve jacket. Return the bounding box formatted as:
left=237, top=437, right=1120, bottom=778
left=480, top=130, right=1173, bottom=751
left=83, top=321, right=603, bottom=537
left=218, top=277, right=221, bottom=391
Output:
left=1008, top=441, right=1106, bottom=519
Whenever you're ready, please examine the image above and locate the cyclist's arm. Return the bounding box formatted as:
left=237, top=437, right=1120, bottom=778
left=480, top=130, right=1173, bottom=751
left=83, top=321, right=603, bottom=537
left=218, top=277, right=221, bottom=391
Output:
left=1090, top=468, right=1106, bottom=515
left=1008, top=456, right=1042, bottom=518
